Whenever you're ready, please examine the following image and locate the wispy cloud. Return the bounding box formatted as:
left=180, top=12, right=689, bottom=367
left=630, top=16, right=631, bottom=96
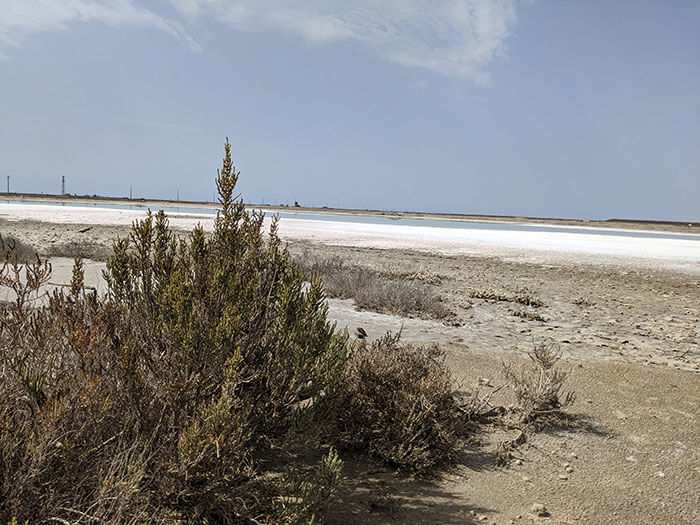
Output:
left=0, top=0, right=200, bottom=58
left=1, top=0, right=517, bottom=84
left=167, top=0, right=518, bottom=84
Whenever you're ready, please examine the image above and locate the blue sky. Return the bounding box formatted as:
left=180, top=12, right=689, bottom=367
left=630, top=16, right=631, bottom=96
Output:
left=1, top=1, right=698, bottom=221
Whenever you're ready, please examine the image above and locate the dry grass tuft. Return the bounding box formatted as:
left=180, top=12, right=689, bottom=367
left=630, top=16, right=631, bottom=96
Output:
left=296, top=253, right=453, bottom=320
left=502, top=342, right=575, bottom=424
left=470, top=288, right=546, bottom=308
left=510, top=308, right=547, bottom=322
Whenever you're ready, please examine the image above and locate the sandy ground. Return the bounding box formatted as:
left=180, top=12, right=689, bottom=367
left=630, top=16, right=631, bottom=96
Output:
left=1, top=213, right=698, bottom=524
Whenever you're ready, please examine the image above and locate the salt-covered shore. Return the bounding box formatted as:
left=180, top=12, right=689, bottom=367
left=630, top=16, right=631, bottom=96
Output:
left=1, top=201, right=699, bottom=273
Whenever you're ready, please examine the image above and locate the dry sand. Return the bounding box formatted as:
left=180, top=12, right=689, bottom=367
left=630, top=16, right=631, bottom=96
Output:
left=1, top=211, right=698, bottom=524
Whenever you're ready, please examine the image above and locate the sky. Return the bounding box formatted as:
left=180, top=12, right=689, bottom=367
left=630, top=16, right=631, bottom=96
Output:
left=0, top=1, right=698, bottom=221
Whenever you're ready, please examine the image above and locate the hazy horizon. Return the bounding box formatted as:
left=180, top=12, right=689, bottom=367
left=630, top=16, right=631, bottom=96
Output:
left=1, top=1, right=698, bottom=222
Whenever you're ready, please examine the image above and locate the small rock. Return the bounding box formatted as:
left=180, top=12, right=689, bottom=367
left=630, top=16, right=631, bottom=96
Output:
left=558, top=474, right=568, bottom=480
left=478, top=514, right=488, bottom=521
left=613, top=409, right=627, bottom=419
left=470, top=510, right=477, bottom=516
left=522, top=476, right=531, bottom=482
left=626, top=455, right=637, bottom=462
left=513, top=459, right=523, bottom=466
left=478, top=376, right=491, bottom=386
left=656, top=471, right=665, bottom=478
left=515, top=516, right=522, bottom=520
left=565, top=466, right=574, bottom=473
left=570, top=452, right=578, bottom=459
left=531, top=503, right=548, bottom=517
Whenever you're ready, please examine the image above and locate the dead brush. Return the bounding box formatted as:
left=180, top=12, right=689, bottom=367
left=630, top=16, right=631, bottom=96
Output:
left=510, top=308, right=547, bottom=322
left=470, top=288, right=546, bottom=308
left=324, top=332, right=465, bottom=474
left=501, top=342, right=575, bottom=425
left=295, top=252, right=452, bottom=320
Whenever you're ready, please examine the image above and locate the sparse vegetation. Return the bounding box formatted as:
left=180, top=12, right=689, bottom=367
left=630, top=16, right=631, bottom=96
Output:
left=0, top=143, right=580, bottom=523
left=470, top=288, right=546, bottom=308
left=295, top=253, right=452, bottom=320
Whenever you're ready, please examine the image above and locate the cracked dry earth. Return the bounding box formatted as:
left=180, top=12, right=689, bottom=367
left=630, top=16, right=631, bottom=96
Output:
left=1, top=219, right=698, bottom=524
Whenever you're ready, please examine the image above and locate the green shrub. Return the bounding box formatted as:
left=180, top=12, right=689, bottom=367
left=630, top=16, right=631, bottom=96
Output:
left=0, top=140, right=349, bottom=524
left=325, top=332, right=464, bottom=474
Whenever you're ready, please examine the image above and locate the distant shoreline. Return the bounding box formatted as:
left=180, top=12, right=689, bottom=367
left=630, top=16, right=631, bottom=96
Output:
left=2, top=191, right=698, bottom=235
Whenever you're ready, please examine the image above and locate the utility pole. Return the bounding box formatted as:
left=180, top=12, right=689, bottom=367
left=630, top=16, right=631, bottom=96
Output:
left=6, top=175, right=9, bottom=194
left=61, top=175, right=65, bottom=196
left=130, top=186, right=132, bottom=200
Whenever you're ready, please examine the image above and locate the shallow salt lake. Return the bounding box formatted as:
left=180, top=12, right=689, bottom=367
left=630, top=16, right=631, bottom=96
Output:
left=1, top=201, right=699, bottom=273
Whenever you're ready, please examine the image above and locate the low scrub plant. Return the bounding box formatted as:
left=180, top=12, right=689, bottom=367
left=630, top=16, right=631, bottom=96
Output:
left=325, top=332, right=464, bottom=474
left=0, top=140, right=349, bottom=524
left=502, top=342, right=575, bottom=424
left=296, top=253, right=452, bottom=320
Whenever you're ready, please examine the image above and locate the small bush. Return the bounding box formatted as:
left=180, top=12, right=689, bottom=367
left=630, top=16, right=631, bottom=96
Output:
left=325, top=332, right=464, bottom=474
left=296, top=253, right=452, bottom=320
left=502, top=342, right=575, bottom=424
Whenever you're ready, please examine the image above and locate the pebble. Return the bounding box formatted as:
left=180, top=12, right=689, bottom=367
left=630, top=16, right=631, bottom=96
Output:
left=565, top=466, right=574, bottom=473
left=531, top=503, right=548, bottom=517
left=558, top=474, right=568, bottom=480
left=522, top=476, right=531, bottom=482
left=513, top=459, right=523, bottom=466
left=478, top=514, right=488, bottom=521
left=656, top=471, right=665, bottom=478
left=613, top=409, right=627, bottom=419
